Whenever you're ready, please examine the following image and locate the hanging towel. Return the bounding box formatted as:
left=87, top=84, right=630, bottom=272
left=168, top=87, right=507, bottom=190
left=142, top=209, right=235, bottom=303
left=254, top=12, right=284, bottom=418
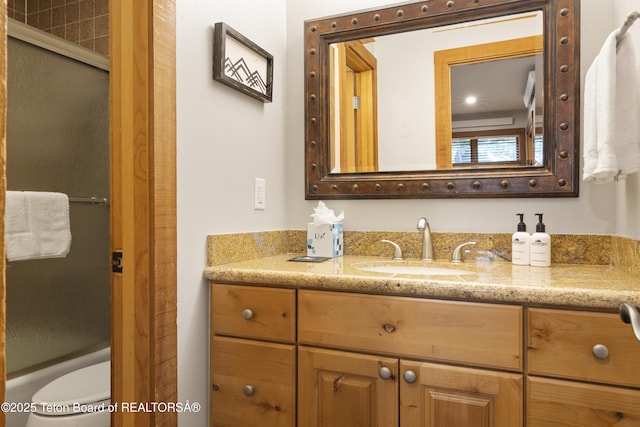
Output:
left=614, top=31, right=640, bottom=178
left=583, top=30, right=640, bottom=182
left=5, top=191, right=72, bottom=262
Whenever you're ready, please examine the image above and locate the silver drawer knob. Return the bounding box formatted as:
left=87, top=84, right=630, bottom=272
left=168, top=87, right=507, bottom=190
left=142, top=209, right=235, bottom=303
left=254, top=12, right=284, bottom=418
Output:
left=379, top=367, right=392, bottom=380
left=592, top=344, right=609, bottom=360
left=243, top=385, right=254, bottom=396
left=403, top=370, right=417, bottom=384
left=242, top=309, right=254, bottom=320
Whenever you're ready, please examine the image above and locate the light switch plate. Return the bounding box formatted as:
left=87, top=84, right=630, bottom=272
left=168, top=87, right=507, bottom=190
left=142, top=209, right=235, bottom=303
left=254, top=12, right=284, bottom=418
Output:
left=254, top=178, right=266, bottom=210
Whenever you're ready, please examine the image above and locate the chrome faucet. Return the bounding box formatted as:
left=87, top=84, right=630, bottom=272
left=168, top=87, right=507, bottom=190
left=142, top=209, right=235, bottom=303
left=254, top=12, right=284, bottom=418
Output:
left=450, top=241, right=477, bottom=263
left=416, top=217, right=434, bottom=261
left=381, top=240, right=403, bottom=260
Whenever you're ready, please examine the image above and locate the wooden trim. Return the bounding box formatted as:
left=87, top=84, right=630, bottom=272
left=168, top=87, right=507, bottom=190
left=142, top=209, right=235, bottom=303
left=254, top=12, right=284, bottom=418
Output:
left=0, top=2, right=177, bottom=425
left=0, top=1, right=7, bottom=423
left=336, top=41, right=378, bottom=172
left=150, top=2, right=178, bottom=423
left=110, top=1, right=177, bottom=426
left=434, top=35, right=544, bottom=170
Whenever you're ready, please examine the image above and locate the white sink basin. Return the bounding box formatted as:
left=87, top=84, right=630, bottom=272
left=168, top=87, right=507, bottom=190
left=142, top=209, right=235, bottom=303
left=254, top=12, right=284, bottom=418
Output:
left=354, top=262, right=473, bottom=276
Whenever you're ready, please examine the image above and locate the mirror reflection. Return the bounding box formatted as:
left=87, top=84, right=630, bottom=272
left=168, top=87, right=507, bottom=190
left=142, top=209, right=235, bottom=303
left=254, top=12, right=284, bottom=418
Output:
left=329, top=11, right=543, bottom=173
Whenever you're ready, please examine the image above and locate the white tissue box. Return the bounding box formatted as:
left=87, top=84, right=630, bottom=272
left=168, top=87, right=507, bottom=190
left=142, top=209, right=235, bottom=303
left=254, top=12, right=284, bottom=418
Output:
left=306, top=223, right=343, bottom=258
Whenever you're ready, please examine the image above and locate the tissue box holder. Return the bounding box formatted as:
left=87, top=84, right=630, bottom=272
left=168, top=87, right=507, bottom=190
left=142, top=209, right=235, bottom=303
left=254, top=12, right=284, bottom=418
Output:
left=307, top=223, right=343, bottom=258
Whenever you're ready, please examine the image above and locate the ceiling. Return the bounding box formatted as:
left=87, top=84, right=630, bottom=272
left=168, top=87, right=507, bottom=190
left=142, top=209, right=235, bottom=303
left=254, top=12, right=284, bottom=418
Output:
left=450, top=54, right=543, bottom=118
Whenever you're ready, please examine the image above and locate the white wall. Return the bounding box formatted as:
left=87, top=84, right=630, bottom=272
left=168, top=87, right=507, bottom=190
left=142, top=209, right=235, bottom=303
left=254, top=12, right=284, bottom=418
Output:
left=615, top=0, right=640, bottom=240
left=285, top=0, right=616, bottom=235
left=176, top=1, right=288, bottom=424
left=176, top=0, right=634, bottom=424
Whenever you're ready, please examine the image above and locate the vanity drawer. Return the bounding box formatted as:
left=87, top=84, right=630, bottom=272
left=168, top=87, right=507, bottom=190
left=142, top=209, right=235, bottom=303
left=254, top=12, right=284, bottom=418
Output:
left=527, top=376, right=640, bottom=426
left=211, top=336, right=296, bottom=427
left=527, top=308, right=640, bottom=387
left=298, top=290, right=523, bottom=371
left=211, top=284, right=296, bottom=343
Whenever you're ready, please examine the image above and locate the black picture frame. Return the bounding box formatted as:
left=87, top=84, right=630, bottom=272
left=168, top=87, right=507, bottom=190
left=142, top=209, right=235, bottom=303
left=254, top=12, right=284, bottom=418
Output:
left=213, top=22, right=273, bottom=103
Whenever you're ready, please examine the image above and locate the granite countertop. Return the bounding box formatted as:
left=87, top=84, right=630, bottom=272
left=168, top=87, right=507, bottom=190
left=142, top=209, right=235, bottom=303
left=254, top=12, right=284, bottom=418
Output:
left=203, top=254, right=640, bottom=310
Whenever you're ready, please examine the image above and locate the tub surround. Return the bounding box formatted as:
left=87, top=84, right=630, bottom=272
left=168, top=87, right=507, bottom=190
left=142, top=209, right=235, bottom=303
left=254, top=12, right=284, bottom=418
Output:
left=205, top=231, right=640, bottom=310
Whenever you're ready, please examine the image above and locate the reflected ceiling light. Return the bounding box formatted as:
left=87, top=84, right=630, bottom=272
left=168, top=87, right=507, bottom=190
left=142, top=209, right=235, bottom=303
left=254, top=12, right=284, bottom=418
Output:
left=465, top=96, right=477, bottom=105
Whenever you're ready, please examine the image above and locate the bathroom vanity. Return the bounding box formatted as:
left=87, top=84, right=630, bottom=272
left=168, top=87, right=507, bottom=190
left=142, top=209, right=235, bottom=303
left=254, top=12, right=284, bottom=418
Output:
left=205, top=255, right=640, bottom=427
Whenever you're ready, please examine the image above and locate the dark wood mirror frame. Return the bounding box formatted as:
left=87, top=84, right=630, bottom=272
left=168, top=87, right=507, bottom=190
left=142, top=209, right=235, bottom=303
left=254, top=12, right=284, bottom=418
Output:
left=304, top=0, right=580, bottom=199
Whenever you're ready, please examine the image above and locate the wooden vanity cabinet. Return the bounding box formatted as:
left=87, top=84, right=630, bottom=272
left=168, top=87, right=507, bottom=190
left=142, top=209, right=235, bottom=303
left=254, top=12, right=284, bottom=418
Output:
left=210, top=282, right=640, bottom=426
left=298, top=290, right=524, bottom=427
left=526, top=308, right=640, bottom=426
left=210, top=284, right=297, bottom=427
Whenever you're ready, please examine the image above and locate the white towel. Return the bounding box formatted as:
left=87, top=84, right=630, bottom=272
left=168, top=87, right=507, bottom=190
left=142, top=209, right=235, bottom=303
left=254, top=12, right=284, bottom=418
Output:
left=614, top=32, right=640, bottom=177
left=5, top=191, right=72, bottom=261
left=583, top=30, right=640, bottom=182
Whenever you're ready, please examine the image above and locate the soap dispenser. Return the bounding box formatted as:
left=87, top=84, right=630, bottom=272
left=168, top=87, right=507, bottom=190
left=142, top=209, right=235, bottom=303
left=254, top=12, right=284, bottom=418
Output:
left=530, top=213, right=551, bottom=267
left=511, top=213, right=530, bottom=265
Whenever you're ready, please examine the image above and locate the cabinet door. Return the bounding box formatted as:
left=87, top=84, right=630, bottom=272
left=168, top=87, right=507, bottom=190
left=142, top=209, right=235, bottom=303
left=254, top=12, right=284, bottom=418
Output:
left=528, top=376, right=640, bottom=426
left=400, top=360, right=523, bottom=427
left=211, top=336, right=296, bottom=427
left=298, top=346, right=398, bottom=427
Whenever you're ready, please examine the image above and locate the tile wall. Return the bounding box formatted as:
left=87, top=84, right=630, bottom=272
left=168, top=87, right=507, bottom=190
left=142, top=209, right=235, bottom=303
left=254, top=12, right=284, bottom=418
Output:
left=7, top=0, right=109, bottom=56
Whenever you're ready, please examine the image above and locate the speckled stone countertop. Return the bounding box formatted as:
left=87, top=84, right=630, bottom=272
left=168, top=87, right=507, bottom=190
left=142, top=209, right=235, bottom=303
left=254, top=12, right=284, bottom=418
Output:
left=203, top=254, right=640, bottom=310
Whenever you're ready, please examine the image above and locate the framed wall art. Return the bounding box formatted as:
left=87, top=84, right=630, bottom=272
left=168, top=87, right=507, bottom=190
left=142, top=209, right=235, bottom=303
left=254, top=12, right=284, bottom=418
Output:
left=213, top=22, right=273, bottom=103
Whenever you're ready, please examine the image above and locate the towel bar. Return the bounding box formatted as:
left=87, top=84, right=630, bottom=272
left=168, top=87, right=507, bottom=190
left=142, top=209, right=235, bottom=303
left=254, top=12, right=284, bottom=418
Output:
left=616, top=11, right=640, bottom=45
left=68, top=197, right=109, bottom=205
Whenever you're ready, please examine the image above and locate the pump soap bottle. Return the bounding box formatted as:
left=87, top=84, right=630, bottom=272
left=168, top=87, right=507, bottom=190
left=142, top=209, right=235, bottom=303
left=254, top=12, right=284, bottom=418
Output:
left=512, top=214, right=531, bottom=265
left=531, top=213, right=551, bottom=267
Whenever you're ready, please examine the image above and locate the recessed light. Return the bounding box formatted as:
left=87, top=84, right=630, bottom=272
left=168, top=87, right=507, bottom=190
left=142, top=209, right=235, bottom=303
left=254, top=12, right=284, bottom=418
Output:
left=465, top=96, right=477, bottom=105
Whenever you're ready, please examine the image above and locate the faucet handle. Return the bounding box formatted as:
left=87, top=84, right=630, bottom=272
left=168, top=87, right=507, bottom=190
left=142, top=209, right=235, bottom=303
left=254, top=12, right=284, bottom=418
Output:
left=381, top=240, right=404, bottom=260
left=450, top=241, right=477, bottom=263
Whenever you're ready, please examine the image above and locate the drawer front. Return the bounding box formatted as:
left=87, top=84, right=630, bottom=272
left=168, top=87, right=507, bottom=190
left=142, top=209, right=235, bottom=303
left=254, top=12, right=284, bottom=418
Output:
left=298, top=290, right=523, bottom=371
left=211, top=284, right=296, bottom=342
left=211, top=336, right=296, bottom=427
left=527, top=308, right=640, bottom=387
left=527, top=376, right=640, bottom=426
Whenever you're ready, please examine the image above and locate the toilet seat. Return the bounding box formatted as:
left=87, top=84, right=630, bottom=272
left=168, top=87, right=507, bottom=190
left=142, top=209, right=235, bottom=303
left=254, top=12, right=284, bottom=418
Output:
left=31, top=361, right=110, bottom=416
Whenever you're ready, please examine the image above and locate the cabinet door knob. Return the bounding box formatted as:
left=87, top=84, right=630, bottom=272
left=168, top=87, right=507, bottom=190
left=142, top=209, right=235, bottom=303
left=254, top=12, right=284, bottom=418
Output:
left=242, top=309, right=254, bottom=320
left=403, top=370, right=417, bottom=384
left=379, top=366, right=392, bottom=380
left=592, top=344, right=609, bottom=360
left=243, top=384, right=254, bottom=396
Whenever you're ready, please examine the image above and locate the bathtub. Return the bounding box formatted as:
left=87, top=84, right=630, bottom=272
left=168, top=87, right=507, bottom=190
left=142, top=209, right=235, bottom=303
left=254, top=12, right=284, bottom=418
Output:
left=5, top=346, right=110, bottom=427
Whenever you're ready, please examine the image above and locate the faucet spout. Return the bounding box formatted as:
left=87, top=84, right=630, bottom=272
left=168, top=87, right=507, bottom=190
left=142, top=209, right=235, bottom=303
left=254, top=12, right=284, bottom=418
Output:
left=416, top=217, right=434, bottom=261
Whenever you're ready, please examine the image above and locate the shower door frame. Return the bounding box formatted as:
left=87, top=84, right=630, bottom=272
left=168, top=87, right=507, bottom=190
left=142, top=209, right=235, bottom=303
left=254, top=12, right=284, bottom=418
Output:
left=0, top=1, right=179, bottom=427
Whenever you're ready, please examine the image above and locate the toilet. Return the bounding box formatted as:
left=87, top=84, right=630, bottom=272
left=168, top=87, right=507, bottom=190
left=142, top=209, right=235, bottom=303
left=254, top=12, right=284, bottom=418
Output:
left=26, top=361, right=110, bottom=427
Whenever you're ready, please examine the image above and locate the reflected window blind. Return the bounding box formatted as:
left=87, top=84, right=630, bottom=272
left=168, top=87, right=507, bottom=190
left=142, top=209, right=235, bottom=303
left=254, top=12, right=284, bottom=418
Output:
left=452, top=135, right=520, bottom=165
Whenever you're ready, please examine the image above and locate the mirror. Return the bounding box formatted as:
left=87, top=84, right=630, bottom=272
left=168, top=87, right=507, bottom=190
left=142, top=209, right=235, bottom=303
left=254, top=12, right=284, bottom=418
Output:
left=304, top=0, right=580, bottom=198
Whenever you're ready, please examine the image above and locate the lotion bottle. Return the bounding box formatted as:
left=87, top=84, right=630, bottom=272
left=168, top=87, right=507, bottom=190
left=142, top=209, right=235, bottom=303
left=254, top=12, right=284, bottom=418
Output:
left=511, top=213, right=530, bottom=265
left=530, top=213, right=551, bottom=267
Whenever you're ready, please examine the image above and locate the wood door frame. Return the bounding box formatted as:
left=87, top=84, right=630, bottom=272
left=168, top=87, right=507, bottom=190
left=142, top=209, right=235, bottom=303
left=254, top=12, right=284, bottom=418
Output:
left=331, top=40, right=379, bottom=173
left=434, top=35, right=544, bottom=170
left=0, top=2, right=7, bottom=423
left=0, top=1, right=178, bottom=426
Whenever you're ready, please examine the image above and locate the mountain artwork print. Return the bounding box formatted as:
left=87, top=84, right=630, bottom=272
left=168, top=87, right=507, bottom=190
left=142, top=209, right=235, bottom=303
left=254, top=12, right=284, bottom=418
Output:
left=213, top=22, right=273, bottom=103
